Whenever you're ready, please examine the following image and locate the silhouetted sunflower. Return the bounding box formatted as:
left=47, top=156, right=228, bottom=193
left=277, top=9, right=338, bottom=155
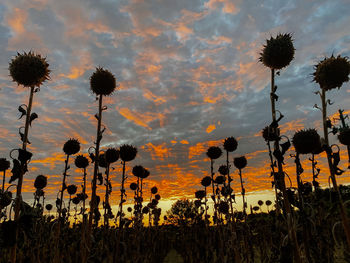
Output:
left=90, top=67, right=116, bottom=96
left=132, top=165, right=145, bottom=178
left=98, top=153, right=107, bottom=168
left=63, top=139, right=80, bottom=155
left=130, top=182, right=138, bottom=191
left=120, top=144, right=137, bottom=162
left=72, top=196, right=80, bottom=205
left=34, top=175, right=47, bottom=190
left=75, top=155, right=89, bottom=169
left=201, top=176, right=212, bottom=187
left=155, top=194, right=161, bottom=200
left=338, top=128, right=350, bottom=146
left=313, top=55, right=350, bottom=91
left=0, top=191, right=12, bottom=208
left=151, top=186, right=158, bottom=194
left=206, top=146, right=222, bottom=160
left=259, top=33, right=295, bottom=70
left=0, top=158, right=10, bottom=172
left=214, top=175, right=225, bottom=185
left=141, top=168, right=150, bottom=179
left=218, top=165, right=228, bottom=175
left=195, top=190, right=206, bottom=199
left=234, top=156, right=247, bottom=169
left=67, top=185, right=78, bottom=195
left=105, top=148, right=119, bottom=163
left=9, top=51, right=50, bottom=87
left=292, top=129, right=321, bottom=154
left=45, top=204, right=53, bottom=211
left=223, top=137, right=238, bottom=152
left=262, top=126, right=280, bottom=142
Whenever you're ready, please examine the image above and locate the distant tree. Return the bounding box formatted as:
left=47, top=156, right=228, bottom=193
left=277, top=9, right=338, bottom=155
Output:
left=165, top=199, right=197, bottom=226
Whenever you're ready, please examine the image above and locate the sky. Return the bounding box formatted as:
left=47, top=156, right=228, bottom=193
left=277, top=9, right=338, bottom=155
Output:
left=0, top=0, right=350, bottom=212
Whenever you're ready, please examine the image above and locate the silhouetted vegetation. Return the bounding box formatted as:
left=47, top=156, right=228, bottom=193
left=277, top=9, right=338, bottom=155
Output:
left=1, top=34, right=350, bottom=262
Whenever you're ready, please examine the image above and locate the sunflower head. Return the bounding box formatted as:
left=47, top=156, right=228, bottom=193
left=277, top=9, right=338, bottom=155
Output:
left=63, top=139, right=80, bottom=155
left=206, top=146, right=222, bottom=160
left=9, top=51, right=50, bottom=87
left=259, top=33, right=295, bottom=70
left=120, top=144, right=137, bottom=162
left=201, top=176, right=212, bottom=187
left=195, top=190, right=206, bottom=200
left=105, top=148, right=119, bottom=164
left=0, top=158, right=10, bottom=172
left=151, top=186, right=158, bottom=194
left=74, top=155, right=89, bottom=169
left=292, top=129, right=321, bottom=154
left=67, top=184, right=78, bottom=195
left=223, top=137, right=238, bottom=152
left=313, top=55, right=350, bottom=91
left=218, top=165, right=228, bottom=175
left=233, top=156, right=247, bottom=169
left=338, top=127, right=350, bottom=146
left=262, top=126, right=280, bottom=142
left=90, top=67, right=116, bottom=96
left=34, top=175, right=47, bottom=190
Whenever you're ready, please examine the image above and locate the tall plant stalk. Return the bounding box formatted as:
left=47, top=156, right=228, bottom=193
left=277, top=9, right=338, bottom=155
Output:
left=118, top=160, right=126, bottom=227
left=270, top=69, right=301, bottom=263
left=88, top=94, right=103, bottom=231
left=320, top=89, right=350, bottom=248
left=10, top=86, right=34, bottom=263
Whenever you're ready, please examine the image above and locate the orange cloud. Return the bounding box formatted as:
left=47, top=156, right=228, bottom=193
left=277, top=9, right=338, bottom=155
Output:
left=118, top=107, right=166, bottom=130
left=6, top=8, right=27, bottom=34
left=142, top=142, right=170, bottom=161
left=206, top=124, right=216, bottom=133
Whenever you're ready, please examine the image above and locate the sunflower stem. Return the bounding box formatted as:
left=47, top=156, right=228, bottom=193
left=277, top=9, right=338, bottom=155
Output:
left=10, top=86, right=35, bottom=263
left=321, top=88, right=350, bottom=249
left=119, top=160, right=126, bottom=227
left=270, top=68, right=301, bottom=263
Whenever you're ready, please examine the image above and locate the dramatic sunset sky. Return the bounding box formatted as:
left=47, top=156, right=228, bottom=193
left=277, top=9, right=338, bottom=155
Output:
left=0, top=0, right=350, bottom=211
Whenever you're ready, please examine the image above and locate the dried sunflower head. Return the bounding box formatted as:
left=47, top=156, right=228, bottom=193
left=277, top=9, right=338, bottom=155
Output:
left=338, top=127, right=350, bottom=146
left=9, top=51, right=50, bottom=87
left=223, top=137, right=238, bottom=152
left=259, top=33, right=295, bottom=70
left=34, top=175, right=47, bottom=190
left=292, top=129, right=321, bottom=154
left=63, top=139, right=80, bottom=155
left=0, top=158, right=10, bottom=172
left=120, top=144, right=137, bottom=162
left=206, top=146, right=222, bottom=160
left=90, top=67, right=116, bottom=96
left=74, top=155, right=89, bottom=169
left=233, top=156, right=247, bottom=169
left=313, top=55, right=350, bottom=91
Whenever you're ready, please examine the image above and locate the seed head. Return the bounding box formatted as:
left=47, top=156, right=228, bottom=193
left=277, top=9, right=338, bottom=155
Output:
left=120, top=144, right=137, bottom=162
left=90, top=67, right=116, bottom=96
left=223, top=137, right=238, bottom=152
left=338, top=127, right=350, bottom=146
left=259, top=33, right=295, bottom=70
left=9, top=51, right=50, bottom=87
left=292, top=129, right=321, bottom=154
left=0, top=158, right=10, bottom=172
left=206, top=146, right=222, bottom=160
left=74, top=155, right=89, bottom=169
left=201, top=176, right=212, bottom=187
left=63, top=139, right=80, bottom=155
left=105, top=148, right=119, bottom=163
left=34, top=175, right=47, bottom=190
left=67, top=184, right=77, bottom=195
left=234, top=156, right=247, bottom=169
left=313, top=55, right=350, bottom=91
